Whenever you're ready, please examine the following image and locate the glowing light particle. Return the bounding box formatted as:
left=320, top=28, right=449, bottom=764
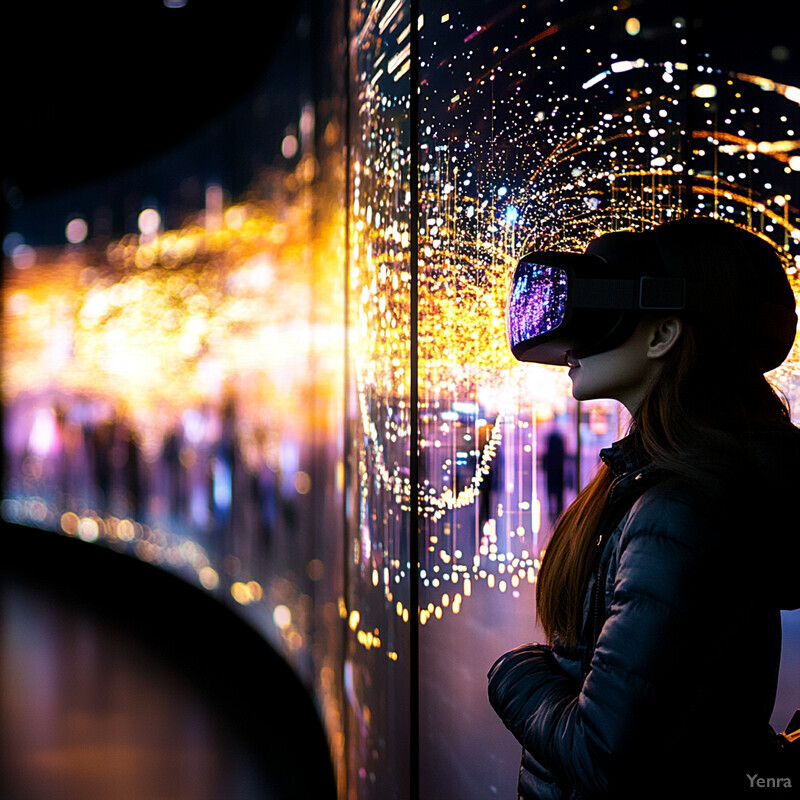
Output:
left=79, top=518, right=99, bottom=542
left=65, top=218, right=88, bottom=244
left=294, top=471, right=312, bottom=494
left=248, top=581, right=263, bottom=602
left=117, top=520, right=136, bottom=542
left=583, top=71, right=609, bottom=89
left=199, top=566, right=219, bottom=590
left=274, top=604, right=292, bottom=629
left=138, top=208, right=161, bottom=237
left=61, top=512, right=80, bottom=536
left=693, top=84, right=717, bottom=98
left=11, top=244, right=35, bottom=269
left=282, top=134, right=299, bottom=158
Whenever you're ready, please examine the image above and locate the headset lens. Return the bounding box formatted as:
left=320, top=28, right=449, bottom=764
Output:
left=507, top=263, right=568, bottom=349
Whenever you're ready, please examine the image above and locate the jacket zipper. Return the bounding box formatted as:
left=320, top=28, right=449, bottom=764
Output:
left=592, top=534, right=603, bottom=645
left=585, top=471, right=646, bottom=674
left=581, top=533, right=605, bottom=677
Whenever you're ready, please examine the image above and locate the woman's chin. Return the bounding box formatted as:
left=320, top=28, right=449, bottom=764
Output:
left=568, top=372, right=586, bottom=401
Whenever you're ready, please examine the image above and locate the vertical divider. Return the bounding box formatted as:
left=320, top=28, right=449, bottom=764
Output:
left=409, top=0, right=421, bottom=796
left=342, top=2, right=352, bottom=796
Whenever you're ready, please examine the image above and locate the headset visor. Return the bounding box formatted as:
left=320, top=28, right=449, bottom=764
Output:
left=506, top=251, right=690, bottom=365
left=507, top=263, right=569, bottom=349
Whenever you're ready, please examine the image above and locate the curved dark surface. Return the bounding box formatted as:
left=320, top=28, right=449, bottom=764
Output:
left=0, top=522, right=336, bottom=800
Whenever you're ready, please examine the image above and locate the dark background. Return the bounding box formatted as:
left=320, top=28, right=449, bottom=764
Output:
left=3, top=0, right=797, bottom=203
left=2, top=0, right=298, bottom=201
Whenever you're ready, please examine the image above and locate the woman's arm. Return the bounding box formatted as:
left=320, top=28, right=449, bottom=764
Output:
left=488, top=484, right=718, bottom=795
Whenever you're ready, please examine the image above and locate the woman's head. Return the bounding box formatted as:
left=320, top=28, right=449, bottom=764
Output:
left=645, top=216, right=796, bottom=375
left=570, top=218, right=797, bottom=421
left=536, top=218, right=798, bottom=647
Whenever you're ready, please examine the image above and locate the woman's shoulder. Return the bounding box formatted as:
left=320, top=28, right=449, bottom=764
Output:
left=620, top=426, right=800, bottom=608
left=622, top=476, right=714, bottom=543
left=636, top=421, right=800, bottom=512
left=747, top=420, right=800, bottom=474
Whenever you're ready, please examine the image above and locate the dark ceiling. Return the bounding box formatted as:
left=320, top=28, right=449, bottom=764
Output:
left=3, top=0, right=796, bottom=207
left=3, top=0, right=298, bottom=202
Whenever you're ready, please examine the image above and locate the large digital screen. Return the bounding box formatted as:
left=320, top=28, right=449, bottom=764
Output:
left=2, top=4, right=350, bottom=791
left=2, top=2, right=798, bottom=799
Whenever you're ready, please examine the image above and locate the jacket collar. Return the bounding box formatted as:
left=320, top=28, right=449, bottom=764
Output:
left=599, top=434, right=660, bottom=504
left=599, top=433, right=647, bottom=478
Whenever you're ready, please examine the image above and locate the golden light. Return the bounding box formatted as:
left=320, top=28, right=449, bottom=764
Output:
left=199, top=566, right=220, bottom=590
left=693, top=83, right=717, bottom=98
left=625, top=17, right=640, bottom=36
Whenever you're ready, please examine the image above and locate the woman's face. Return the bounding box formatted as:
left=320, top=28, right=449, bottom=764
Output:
left=566, top=316, right=681, bottom=413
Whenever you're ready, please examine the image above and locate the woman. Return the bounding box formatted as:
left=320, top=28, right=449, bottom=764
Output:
left=489, top=218, right=800, bottom=798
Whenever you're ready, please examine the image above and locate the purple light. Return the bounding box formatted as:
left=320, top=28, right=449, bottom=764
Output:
left=507, top=264, right=568, bottom=348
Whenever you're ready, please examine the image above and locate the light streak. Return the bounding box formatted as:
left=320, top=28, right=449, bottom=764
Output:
left=378, top=0, right=404, bottom=34
left=693, top=129, right=800, bottom=167
left=387, top=42, right=410, bottom=75
left=734, top=72, right=800, bottom=106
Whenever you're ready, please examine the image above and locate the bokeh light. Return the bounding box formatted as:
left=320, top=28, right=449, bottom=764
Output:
left=65, top=217, right=88, bottom=244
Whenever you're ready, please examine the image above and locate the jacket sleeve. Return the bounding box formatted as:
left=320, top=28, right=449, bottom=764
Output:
left=488, top=483, right=719, bottom=795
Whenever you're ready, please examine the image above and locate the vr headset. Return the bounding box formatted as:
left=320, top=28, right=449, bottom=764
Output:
left=506, top=250, right=693, bottom=365
left=506, top=225, right=797, bottom=371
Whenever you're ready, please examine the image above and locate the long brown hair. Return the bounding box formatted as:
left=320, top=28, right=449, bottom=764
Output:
left=535, top=219, right=796, bottom=648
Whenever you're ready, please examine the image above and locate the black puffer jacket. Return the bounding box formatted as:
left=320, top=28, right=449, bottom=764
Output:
left=488, top=429, right=800, bottom=799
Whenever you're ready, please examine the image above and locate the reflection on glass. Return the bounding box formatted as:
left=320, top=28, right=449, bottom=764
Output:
left=345, top=0, right=412, bottom=797
left=1, top=11, right=350, bottom=794
left=507, top=264, right=569, bottom=347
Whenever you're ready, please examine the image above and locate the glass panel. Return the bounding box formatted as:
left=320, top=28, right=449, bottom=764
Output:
left=1, top=5, right=349, bottom=790
left=416, top=1, right=799, bottom=797
left=345, top=1, right=413, bottom=797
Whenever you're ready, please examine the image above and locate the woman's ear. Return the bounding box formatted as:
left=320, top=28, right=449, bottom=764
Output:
left=646, top=316, right=683, bottom=359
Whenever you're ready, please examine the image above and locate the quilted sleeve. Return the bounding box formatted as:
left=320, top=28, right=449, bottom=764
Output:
left=488, top=483, right=720, bottom=796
